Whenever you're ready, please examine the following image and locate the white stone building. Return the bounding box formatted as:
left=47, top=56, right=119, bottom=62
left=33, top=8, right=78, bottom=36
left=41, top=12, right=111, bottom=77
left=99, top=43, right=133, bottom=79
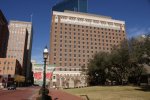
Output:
left=32, top=62, right=87, bottom=88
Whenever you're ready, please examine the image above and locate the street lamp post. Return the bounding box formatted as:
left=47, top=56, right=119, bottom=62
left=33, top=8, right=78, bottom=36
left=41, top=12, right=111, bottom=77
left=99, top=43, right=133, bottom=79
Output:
left=42, top=46, right=48, bottom=100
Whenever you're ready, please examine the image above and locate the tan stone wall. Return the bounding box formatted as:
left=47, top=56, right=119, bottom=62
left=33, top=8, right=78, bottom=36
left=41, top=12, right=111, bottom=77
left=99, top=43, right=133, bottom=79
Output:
left=0, top=58, right=22, bottom=76
left=48, top=72, right=87, bottom=89
left=7, top=22, right=28, bottom=68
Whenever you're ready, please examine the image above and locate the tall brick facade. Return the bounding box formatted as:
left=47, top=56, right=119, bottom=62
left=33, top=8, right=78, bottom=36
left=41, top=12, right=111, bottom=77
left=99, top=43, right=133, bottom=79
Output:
left=49, top=11, right=126, bottom=68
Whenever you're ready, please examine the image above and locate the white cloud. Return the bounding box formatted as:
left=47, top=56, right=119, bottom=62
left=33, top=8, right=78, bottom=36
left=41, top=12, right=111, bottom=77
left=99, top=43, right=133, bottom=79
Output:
left=127, top=27, right=150, bottom=38
left=148, top=27, right=150, bottom=31
left=31, top=55, right=43, bottom=64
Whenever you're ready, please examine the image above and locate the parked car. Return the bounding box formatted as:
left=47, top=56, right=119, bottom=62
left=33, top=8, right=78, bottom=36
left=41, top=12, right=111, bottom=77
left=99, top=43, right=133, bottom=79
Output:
left=7, top=84, right=16, bottom=90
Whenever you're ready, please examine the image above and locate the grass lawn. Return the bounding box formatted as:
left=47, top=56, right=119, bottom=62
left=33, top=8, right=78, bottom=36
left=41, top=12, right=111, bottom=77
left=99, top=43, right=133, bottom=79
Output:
left=63, top=86, right=150, bottom=100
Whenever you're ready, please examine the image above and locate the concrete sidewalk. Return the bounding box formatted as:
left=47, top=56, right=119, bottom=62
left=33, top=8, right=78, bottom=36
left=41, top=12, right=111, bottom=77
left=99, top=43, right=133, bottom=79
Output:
left=49, top=89, right=83, bottom=100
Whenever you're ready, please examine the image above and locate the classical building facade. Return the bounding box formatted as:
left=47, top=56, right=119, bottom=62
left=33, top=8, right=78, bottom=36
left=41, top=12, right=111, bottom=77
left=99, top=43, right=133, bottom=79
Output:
left=32, top=61, right=87, bottom=88
left=52, top=0, right=88, bottom=13
left=0, top=10, right=9, bottom=58
left=49, top=11, right=126, bottom=68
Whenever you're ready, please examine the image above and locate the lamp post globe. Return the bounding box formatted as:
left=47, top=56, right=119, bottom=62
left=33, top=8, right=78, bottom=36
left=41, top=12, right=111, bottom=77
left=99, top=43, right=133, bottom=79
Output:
left=43, top=46, right=48, bottom=59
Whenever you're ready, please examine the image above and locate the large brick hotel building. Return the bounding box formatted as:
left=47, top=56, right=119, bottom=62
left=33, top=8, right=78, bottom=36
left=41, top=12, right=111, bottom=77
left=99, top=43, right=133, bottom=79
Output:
left=49, top=11, right=126, bottom=68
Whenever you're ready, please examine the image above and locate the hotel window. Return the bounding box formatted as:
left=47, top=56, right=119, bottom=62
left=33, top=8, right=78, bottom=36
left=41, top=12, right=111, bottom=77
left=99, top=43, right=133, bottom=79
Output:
left=69, top=54, right=71, bottom=57
left=65, top=49, right=67, bottom=52
left=65, top=63, right=67, bottom=66
left=83, top=50, right=85, bottom=53
left=83, top=59, right=85, bottom=62
left=65, top=58, right=67, bottom=61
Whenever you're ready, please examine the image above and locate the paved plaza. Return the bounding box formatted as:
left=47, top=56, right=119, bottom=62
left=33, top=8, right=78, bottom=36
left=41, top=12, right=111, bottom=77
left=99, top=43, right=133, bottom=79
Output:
left=0, top=86, right=83, bottom=100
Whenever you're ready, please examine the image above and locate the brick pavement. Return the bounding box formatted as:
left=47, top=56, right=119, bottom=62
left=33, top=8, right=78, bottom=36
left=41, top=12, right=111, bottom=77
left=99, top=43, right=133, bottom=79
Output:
left=0, top=86, right=39, bottom=100
left=49, top=89, right=83, bottom=100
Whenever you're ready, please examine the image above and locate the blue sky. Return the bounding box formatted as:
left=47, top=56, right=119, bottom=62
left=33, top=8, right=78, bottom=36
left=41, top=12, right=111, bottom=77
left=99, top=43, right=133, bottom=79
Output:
left=0, top=0, right=150, bottom=63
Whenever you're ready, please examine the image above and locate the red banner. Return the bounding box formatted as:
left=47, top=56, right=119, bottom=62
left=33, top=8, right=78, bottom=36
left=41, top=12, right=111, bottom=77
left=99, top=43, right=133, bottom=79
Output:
left=34, top=72, right=53, bottom=80
left=34, top=72, right=42, bottom=80
left=46, top=72, right=53, bottom=79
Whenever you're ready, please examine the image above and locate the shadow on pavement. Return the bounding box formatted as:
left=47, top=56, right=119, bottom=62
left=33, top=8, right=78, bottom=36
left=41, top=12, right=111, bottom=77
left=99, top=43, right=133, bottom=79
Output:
left=36, top=94, right=52, bottom=100
left=135, top=86, right=150, bottom=92
left=54, top=97, right=58, bottom=100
